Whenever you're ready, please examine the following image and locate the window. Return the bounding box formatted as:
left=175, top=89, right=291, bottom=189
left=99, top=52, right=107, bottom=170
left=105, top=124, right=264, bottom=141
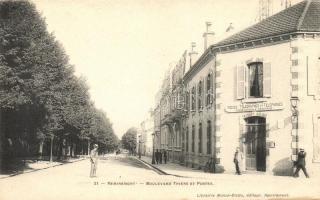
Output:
left=192, top=125, right=195, bottom=152
left=248, top=62, right=263, bottom=97
left=236, top=61, right=271, bottom=99
left=199, top=123, right=202, bottom=153
left=191, top=86, right=196, bottom=111
left=186, top=127, right=189, bottom=152
left=198, top=81, right=203, bottom=110
left=185, top=91, right=190, bottom=113
left=207, top=121, right=212, bottom=154
left=206, top=73, right=213, bottom=106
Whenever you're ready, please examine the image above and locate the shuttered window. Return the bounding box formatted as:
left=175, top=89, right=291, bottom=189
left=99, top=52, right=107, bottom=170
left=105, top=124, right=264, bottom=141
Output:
left=199, top=123, right=202, bottom=153
left=263, top=62, right=271, bottom=97
left=236, top=61, right=271, bottom=99
left=236, top=65, right=245, bottom=99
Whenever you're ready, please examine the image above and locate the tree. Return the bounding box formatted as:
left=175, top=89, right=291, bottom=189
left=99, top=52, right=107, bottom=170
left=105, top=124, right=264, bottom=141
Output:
left=121, top=128, right=137, bottom=155
left=0, top=1, right=119, bottom=165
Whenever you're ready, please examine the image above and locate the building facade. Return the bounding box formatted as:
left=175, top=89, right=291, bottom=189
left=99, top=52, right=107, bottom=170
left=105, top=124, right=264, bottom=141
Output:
left=154, top=0, right=320, bottom=176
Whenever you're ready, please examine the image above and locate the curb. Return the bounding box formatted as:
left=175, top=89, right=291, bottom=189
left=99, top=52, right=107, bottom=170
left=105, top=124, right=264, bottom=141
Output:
left=133, top=157, right=188, bottom=178
left=0, top=158, right=87, bottom=180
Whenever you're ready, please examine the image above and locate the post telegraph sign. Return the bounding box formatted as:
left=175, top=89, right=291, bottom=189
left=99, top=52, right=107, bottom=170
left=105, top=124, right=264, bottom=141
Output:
left=225, top=102, right=284, bottom=113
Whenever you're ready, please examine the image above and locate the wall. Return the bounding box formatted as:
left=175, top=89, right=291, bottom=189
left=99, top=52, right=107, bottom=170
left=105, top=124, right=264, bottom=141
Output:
left=295, top=36, right=320, bottom=177
left=216, top=41, right=293, bottom=174
left=184, top=57, right=215, bottom=168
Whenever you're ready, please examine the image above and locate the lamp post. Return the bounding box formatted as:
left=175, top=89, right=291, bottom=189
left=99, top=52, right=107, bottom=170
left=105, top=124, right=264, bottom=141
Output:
left=290, top=97, right=299, bottom=158
left=151, top=133, right=155, bottom=164
left=138, top=135, right=141, bottom=159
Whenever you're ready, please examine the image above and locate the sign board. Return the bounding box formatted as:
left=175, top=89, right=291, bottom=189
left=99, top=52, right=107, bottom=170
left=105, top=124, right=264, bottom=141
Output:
left=225, top=102, right=284, bottom=113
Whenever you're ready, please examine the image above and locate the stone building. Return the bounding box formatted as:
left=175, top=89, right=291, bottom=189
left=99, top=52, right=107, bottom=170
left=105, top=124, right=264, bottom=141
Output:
left=186, top=0, right=320, bottom=175
left=154, top=0, right=320, bottom=176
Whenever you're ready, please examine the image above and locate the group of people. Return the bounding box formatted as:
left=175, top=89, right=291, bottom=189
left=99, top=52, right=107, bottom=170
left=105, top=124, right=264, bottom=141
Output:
left=90, top=144, right=310, bottom=178
left=154, top=149, right=167, bottom=164
left=233, top=147, right=310, bottom=178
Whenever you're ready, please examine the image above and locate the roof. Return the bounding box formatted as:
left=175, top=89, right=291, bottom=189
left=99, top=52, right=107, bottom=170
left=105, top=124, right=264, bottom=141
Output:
left=184, top=0, right=320, bottom=82
left=215, top=0, right=320, bottom=47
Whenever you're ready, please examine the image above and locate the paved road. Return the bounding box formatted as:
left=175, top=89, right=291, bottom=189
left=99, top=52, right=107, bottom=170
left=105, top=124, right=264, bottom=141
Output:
left=0, top=155, right=319, bottom=200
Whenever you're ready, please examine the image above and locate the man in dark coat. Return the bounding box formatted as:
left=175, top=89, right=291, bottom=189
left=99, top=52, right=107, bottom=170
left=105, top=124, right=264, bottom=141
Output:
left=159, top=150, right=163, bottom=164
left=293, top=148, right=309, bottom=178
left=163, top=150, right=167, bottom=164
left=155, top=149, right=159, bottom=164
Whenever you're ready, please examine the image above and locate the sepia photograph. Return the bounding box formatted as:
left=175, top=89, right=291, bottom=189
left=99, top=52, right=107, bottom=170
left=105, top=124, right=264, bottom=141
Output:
left=0, top=0, right=320, bottom=199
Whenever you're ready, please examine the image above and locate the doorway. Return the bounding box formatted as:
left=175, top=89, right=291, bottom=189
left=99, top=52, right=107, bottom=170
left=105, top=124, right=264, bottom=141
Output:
left=244, top=116, right=266, bottom=172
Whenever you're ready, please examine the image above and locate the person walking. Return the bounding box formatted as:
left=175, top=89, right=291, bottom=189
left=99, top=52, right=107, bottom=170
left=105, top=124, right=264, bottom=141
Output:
left=233, top=147, right=243, bottom=175
left=293, top=148, right=309, bottom=178
left=159, top=150, right=163, bottom=164
left=90, top=144, right=99, bottom=178
left=155, top=149, right=159, bottom=164
left=163, top=150, right=167, bottom=164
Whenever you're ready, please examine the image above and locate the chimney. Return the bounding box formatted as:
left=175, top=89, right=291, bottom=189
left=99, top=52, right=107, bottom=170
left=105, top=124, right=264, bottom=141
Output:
left=203, top=22, right=215, bottom=51
left=189, top=42, right=198, bottom=68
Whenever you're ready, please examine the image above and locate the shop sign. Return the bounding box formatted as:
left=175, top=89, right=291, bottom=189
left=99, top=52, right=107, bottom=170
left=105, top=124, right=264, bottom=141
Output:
left=225, top=102, right=284, bottom=113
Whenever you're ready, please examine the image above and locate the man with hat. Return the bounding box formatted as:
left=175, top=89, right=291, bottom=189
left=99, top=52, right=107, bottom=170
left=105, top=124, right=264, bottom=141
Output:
left=293, top=148, right=309, bottom=178
left=90, top=144, right=99, bottom=177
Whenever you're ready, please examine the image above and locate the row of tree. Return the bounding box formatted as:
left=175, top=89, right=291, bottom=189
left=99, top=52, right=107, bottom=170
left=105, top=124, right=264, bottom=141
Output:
left=0, top=1, right=119, bottom=167
left=121, top=127, right=137, bottom=155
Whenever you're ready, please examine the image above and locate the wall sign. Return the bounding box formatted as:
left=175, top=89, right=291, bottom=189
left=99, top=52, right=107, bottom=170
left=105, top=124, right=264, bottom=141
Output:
left=225, top=102, right=284, bottom=113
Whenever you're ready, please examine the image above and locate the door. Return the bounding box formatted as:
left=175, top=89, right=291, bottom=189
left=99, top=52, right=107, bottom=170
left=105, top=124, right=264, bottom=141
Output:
left=245, top=117, right=266, bottom=172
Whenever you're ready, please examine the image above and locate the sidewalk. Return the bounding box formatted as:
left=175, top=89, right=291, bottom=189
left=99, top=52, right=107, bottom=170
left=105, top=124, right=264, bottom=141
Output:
left=0, top=157, right=86, bottom=179
left=139, top=156, right=320, bottom=182
left=139, top=156, right=219, bottom=179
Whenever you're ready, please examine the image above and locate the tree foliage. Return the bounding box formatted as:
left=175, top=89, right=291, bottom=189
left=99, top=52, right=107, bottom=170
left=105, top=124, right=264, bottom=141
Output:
left=121, top=127, right=137, bottom=154
left=0, top=1, right=118, bottom=161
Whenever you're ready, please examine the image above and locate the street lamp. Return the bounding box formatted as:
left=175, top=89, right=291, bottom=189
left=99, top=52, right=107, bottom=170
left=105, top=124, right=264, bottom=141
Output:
left=138, top=135, right=141, bottom=159
left=290, top=97, right=299, bottom=158
left=151, top=133, right=155, bottom=164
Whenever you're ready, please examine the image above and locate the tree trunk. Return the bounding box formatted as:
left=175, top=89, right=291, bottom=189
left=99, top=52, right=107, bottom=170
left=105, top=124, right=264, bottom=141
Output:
left=71, top=143, right=76, bottom=157
left=87, top=139, right=90, bottom=156
left=38, top=139, right=44, bottom=160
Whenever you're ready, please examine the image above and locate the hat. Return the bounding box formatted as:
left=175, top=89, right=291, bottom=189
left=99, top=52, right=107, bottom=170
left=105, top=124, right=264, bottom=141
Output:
left=299, top=148, right=304, bottom=151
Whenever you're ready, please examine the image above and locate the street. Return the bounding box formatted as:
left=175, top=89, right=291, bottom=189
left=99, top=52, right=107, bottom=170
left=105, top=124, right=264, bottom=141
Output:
left=1, top=154, right=320, bottom=200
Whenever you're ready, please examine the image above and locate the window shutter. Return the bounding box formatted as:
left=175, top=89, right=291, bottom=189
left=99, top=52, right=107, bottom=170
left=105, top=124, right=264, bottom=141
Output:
left=263, top=62, right=271, bottom=97
left=236, top=65, right=245, bottom=99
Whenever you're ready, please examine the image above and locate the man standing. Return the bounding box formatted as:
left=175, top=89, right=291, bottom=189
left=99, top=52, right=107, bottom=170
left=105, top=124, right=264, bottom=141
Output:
left=163, top=150, right=167, bottom=164
left=233, top=147, right=243, bottom=175
left=159, top=150, right=162, bottom=164
left=293, top=148, right=309, bottom=178
left=155, top=149, right=159, bottom=164
left=90, top=144, right=99, bottom=178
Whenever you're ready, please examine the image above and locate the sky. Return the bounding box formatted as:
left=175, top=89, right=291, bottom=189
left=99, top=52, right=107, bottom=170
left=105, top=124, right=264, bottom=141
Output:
left=31, top=0, right=302, bottom=138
